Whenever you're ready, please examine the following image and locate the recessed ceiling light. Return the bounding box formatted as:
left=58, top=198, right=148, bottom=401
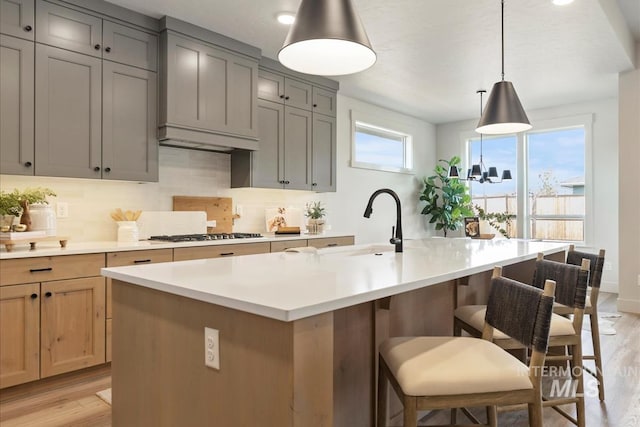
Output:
left=276, top=13, right=295, bottom=25
left=552, top=0, right=574, bottom=5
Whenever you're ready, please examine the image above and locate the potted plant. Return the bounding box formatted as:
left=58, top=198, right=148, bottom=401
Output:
left=0, top=187, right=56, bottom=231
left=419, top=156, right=473, bottom=237
left=305, top=201, right=326, bottom=234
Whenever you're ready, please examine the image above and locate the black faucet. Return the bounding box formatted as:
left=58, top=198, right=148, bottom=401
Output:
left=363, top=188, right=403, bottom=253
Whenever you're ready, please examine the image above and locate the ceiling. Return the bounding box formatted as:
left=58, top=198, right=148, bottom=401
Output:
left=105, top=0, right=639, bottom=124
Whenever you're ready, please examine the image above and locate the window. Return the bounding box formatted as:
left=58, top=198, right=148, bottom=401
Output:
left=527, top=127, right=586, bottom=241
left=351, top=111, right=413, bottom=173
left=469, top=135, right=518, bottom=237
left=466, top=115, right=591, bottom=243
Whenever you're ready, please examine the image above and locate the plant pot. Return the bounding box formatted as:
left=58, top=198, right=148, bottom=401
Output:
left=307, top=218, right=325, bottom=235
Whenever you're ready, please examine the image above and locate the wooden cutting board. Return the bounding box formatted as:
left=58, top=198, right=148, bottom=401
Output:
left=173, top=196, right=234, bottom=234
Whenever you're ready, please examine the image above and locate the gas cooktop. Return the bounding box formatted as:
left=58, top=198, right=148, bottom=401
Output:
left=148, top=233, right=263, bottom=242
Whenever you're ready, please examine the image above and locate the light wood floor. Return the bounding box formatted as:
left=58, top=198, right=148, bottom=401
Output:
left=0, top=293, right=637, bottom=427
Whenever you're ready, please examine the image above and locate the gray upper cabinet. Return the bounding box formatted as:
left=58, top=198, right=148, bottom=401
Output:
left=257, top=70, right=313, bottom=111
left=160, top=31, right=259, bottom=150
left=1, top=0, right=34, bottom=40
left=230, top=102, right=312, bottom=190
left=102, top=61, right=158, bottom=182
left=35, top=0, right=102, bottom=57
left=312, top=114, right=337, bottom=192
left=0, top=35, right=34, bottom=175
left=312, top=87, right=337, bottom=118
left=34, top=44, right=102, bottom=179
left=102, top=21, right=157, bottom=71
left=283, top=107, right=312, bottom=190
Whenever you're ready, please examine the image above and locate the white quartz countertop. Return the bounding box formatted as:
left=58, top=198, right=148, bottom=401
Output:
left=101, top=238, right=568, bottom=322
left=0, top=232, right=351, bottom=259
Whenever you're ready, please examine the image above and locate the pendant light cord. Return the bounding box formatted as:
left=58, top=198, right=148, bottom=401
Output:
left=479, top=90, right=485, bottom=169
left=501, top=0, right=505, bottom=81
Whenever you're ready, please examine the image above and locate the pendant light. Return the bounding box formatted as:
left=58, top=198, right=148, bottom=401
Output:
left=278, top=0, right=376, bottom=76
left=449, top=90, right=512, bottom=183
left=476, top=0, right=532, bottom=135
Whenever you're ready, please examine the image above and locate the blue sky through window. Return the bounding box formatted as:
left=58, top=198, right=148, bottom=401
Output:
left=469, top=135, right=517, bottom=197
left=354, top=128, right=405, bottom=168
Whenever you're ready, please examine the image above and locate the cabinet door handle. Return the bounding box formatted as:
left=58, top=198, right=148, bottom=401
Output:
left=45, top=291, right=52, bottom=297
left=285, top=96, right=290, bottom=100
left=313, top=104, right=318, bottom=107
left=285, top=180, right=290, bottom=184
left=94, top=166, right=101, bottom=172
left=24, top=25, right=32, bottom=32
left=104, top=167, right=111, bottom=173
left=94, top=44, right=101, bottom=50
left=279, top=94, right=285, bottom=99
left=30, top=293, right=38, bottom=299
left=133, top=259, right=152, bottom=264
left=30, top=267, right=52, bottom=273
left=105, top=46, right=111, bottom=53
left=312, top=182, right=317, bottom=187
left=220, top=252, right=234, bottom=256
left=327, top=243, right=338, bottom=247
left=24, top=161, right=32, bottom=167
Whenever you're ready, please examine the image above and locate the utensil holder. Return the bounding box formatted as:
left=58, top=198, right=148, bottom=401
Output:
left=117, top=221, right=139, bottom=242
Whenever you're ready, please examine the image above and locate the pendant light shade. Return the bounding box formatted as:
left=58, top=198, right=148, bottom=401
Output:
left=278, top=0, right=376, bottom=76
left=475, top=0, right=531, bottom=135
left=476, top=81, right=532, bottom=134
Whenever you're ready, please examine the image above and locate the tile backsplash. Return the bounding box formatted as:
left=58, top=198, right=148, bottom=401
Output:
left=0, top=147, right=320, bottom=241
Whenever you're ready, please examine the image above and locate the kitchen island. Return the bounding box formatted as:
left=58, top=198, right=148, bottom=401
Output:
left=102, top=238, right=566, bottom=427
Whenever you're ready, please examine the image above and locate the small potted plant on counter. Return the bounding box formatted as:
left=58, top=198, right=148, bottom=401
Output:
left=0, top=190, right=22, bottom=231
left=420, top=156, right=473, bottom=237
left=305, top=201, right=326, bottom=234
left=0, top=187, right=57, bottom=232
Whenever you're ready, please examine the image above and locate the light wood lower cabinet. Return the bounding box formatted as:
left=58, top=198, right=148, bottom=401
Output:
left=0, top=283, right=40, bottom=389
left=270, top=239, right=308, bottom=253
left=307, top=236, right=355, bottom=249
left=40, top=277, right=105, bottom=378
left=174, top=242, right=270, bottom=261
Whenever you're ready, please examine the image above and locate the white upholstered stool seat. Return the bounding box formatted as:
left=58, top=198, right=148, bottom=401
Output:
left=380, top=336, right=532, bottom=396
left=454, top=305, right=575, bottom=338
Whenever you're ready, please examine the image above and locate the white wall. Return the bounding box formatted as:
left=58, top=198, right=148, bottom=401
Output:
left=436, top=98, right=620, bottom=293
left=617, top=41, right=640, bottom=313
left=0, top=94, right=436, bottom=245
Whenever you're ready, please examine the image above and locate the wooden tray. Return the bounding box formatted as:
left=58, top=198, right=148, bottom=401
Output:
left=1, top=235, right=69, bottom=252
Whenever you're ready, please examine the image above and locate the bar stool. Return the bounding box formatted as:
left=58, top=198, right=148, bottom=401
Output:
left=377, top=266, right=556, bottom=427
left=454, top=254, right=590, bottom=427
left=554, top=245, right=606, bottom=401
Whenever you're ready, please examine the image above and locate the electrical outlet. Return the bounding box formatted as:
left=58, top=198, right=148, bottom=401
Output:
left=204, top=327, right=220, bottom=370
left=236, top=205, right=244, bottom=217
left=604, top=262, right=612, bottom=271
left=56, top=202, right=69, bottom=218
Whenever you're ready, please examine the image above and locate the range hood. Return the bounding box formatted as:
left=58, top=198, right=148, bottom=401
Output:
left=158, top=17, right=261, bottom=152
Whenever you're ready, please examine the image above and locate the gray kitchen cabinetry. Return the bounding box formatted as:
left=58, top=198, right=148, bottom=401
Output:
left=232, top=61, right=338, bottom=191
left=0, top=0, right=34, bottom=40
left=258, top=69, right=312, bottom=112
left=230, top=101, right=312, bottom=190
left=0, top=35, right=34, bottom=175
left=35, top=0, right=157, bottom=71
left=159, top=27, right=259, bottom=150
left=102, top=61, right=158, bottom=181
left=312, top=114, right=337, bottom=192
left=34, top=44, right=102, bottom=179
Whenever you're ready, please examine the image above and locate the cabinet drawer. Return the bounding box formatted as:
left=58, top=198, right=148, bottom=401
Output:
left=0, top=253, right=105, bottom=286
left=307, top=236, right=354, bottom=249
left=173, top=242, right=270, bottom=261
left=106, top=249, right=173, bottom=267
left=270, top=240, right=307, bottom=253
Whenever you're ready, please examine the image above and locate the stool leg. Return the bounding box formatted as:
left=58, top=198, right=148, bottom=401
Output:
left=487, top=405, right=497, bottom=427
left=589, top=312, right=605, bottom=401
left=377, top=358, right=388, bottom=427
left=403, top=396, right=417, bottom=427
left=453, top=318, right=462, bottom=337
left=450, top=408, right=457, bottom=424
left=572, top=342, right=586, bottom=427
left=528, top=399, right=543, bottom=427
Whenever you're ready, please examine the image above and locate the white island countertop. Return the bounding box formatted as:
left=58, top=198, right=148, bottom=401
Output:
left=101, top=238, right=567, bottom=322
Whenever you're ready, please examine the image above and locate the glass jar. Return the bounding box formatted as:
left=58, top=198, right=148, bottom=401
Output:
left=29, top=203, right=57, bottom=236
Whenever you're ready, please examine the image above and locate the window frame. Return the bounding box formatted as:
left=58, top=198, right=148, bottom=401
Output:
left=350, top=110, right=414, bottom=174
left=460, top=113, right=593, bottom=244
